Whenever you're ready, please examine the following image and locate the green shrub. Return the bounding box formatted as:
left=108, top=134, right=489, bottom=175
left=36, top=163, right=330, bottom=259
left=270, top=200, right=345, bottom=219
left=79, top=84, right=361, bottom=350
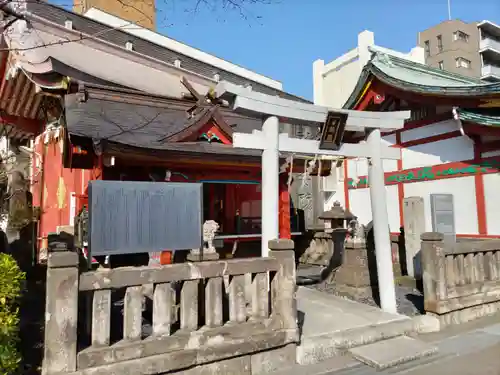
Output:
left=0, top=253, right=25, bottom=375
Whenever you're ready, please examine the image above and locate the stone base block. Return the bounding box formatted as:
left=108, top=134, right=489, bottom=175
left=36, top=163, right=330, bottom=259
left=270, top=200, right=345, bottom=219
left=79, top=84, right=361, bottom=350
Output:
left=163, top=345, right=297, bottom=375
left=333, top=261, right=377, bottom=291
left=251, top=344, right=296, bottom=374
left=178, top=356, right=251, bottom=375
left=412, top=314, right=441, bottom=333
left=332, top=243, right=377, bottom=292
left=348, top=336, right=437, bottom=370
left=429, top=300, right=500, bottom=329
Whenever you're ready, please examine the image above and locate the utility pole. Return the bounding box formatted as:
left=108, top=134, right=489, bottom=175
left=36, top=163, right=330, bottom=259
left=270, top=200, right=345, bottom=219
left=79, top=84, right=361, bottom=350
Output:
left=448, top=0, right=452, bottom=20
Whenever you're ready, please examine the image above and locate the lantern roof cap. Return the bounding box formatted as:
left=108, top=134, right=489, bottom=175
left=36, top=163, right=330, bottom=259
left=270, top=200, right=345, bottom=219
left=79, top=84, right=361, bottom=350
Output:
left=319, top=201, right=355, bottom=220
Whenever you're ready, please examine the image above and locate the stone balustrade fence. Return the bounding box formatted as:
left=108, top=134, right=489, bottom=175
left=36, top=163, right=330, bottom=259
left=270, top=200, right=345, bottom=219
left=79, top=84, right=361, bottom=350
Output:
left=42, top=236, right=298, bottom=375
left=421, top=232, right=500, bottom=327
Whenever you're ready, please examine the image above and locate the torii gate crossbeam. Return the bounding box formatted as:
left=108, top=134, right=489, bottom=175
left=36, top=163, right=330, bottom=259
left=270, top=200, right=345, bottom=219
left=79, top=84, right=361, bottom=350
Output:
left=215, top=81, right=410, bottom=314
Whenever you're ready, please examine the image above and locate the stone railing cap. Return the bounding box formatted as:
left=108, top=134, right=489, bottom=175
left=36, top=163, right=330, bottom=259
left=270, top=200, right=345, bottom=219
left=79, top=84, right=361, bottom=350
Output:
left=268, top=239, right=294, bottom=250
left=314, top=232, right=331, bottom=239
left=49, top=241, right=69, bottom=252
left=308, top=224, right=326, bottom=232
left=48, top=251, right=79, bottom=268
left=421, top=232, right=444, bottom=241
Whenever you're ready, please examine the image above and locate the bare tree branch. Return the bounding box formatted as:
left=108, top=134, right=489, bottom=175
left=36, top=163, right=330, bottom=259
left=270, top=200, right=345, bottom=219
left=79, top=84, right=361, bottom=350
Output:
left=0, top=0, right=277, bottom=53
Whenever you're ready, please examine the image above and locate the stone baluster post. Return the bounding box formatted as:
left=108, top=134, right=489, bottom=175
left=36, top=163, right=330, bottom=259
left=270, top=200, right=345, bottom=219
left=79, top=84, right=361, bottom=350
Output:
left=42, top=234, right=80, bottom=375
left=421, top=232, right=446, bottom=314
left=268, top=239, right=297, bottom=334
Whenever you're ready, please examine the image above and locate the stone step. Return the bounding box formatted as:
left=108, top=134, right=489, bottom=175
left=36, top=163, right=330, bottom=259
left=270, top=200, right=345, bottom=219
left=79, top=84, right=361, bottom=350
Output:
left=297, top=316, right=415, bottom=365
left=348, top=336, right=438, bottom=370
left=269, top=353, right=360, bottom=375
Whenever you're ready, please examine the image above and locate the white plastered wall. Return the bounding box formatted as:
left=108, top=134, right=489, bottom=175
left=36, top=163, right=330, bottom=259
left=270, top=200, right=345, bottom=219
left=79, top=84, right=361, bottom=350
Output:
left=312, top=30, right=424, bottom=108
left=482, top=147, right=500, bottom=235
left=327, top=118, right=483, bottom=235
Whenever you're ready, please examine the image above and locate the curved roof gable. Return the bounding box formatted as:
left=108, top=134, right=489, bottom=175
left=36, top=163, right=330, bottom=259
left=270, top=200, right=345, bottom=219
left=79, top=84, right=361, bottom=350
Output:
left=344, top=51, right=500, bottom=109
left=20, top=1, right=310, bottom=104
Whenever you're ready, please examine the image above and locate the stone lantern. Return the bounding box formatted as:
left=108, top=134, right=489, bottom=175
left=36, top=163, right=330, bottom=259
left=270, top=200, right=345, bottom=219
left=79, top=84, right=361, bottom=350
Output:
left=319, top=201, right=355, bottom=231
left=316, top=201, right=355, bottom=283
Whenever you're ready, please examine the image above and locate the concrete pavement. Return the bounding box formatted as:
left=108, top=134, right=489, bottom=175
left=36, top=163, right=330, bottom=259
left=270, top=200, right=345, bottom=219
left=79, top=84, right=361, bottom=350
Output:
left=295, top=287, right=423, bottom=365
left=271, top=314, right=500, bottom=375
left=401, top=342, right=500, bottom=375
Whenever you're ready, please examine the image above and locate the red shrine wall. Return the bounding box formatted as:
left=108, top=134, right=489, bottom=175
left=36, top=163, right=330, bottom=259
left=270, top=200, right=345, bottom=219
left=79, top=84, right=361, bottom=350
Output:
left=31, top=136, right=96, bottom=253
left=332, top=115, right=500, bottom=239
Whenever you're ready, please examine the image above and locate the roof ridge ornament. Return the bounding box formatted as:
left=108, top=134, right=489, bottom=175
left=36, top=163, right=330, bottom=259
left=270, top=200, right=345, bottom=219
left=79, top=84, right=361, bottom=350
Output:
left=377, top=53, right=394, bottom=67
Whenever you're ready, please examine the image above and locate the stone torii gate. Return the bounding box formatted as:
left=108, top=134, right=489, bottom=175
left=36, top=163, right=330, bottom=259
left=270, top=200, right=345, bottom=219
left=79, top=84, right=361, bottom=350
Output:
left=215, top=81, right=410, bottom=314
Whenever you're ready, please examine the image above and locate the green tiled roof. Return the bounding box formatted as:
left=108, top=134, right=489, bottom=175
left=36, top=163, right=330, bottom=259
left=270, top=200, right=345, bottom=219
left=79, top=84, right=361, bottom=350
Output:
left=456, top=108, right=500, bottom=127
left=344, top=51, right=500, bottom=109
left=370, top=53, right=484, bottom=86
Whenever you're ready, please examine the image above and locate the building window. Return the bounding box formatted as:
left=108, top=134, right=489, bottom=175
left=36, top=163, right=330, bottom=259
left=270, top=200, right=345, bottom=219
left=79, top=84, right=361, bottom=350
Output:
left=437, top=35, right=443, bottom=52
left=453, top=31, right=469, bottom=42
left=455, top=57, right=471, bottom=69
left=424, top=40, right=430, bottom=57
left=438, top=61, right=444, bottom=70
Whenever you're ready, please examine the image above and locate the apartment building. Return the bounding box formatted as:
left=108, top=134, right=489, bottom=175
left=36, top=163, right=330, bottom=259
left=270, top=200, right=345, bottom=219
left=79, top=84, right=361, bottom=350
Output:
left=418, top=20, right=480, bottom=78
left=478, top=20, right=500, bottom=81
left=418, top=19, right=500, bottom=81
left=74, top=0, right=156, bottom=30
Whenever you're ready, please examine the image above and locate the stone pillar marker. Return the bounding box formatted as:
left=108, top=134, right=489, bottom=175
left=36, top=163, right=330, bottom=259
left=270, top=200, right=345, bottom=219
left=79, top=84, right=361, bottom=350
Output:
left=43, top=233, right=79, bottom=375
left=268, top=239, right=298, bottom=333
left=421, top=232, right=446, bottom=310
left=403, top=197, right=426, bottom=278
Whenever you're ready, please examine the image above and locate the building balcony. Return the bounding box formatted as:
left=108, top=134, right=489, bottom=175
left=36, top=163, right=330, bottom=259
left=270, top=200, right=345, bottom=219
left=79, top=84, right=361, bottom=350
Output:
left=481, top=64, right=500, bottom=81
left=480, top=37, right=500, bottom=54
left=479, top=20, right=500, bottom=39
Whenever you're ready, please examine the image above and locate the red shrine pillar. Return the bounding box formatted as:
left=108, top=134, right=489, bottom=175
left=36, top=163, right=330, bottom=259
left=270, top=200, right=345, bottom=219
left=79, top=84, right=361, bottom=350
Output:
left=279, top=174, right=291, bottom=239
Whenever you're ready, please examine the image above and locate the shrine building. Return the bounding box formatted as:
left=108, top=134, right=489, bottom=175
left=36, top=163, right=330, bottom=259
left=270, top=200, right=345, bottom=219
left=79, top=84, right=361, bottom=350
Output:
left=0, top=1, right=325, bottom=261
left=326, top=51, right=500, bottom=239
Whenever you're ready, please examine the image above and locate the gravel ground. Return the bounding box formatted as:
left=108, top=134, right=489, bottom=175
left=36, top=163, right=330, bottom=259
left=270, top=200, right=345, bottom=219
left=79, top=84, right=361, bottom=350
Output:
left=297, top=263, right=425, bottom=316
left=308, top=281, right=425, bottom=316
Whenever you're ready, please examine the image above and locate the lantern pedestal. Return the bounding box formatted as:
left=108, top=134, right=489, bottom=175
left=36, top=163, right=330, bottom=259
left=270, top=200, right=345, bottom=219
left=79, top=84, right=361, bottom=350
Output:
left=333, top=238, right=379, bottom=299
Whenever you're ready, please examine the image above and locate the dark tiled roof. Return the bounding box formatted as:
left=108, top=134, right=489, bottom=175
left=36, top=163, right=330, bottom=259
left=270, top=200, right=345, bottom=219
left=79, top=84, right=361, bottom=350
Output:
left=64, top=84, right=262, bottom=152
left=106, top=140, right=261, bottom=160
left=26, top=2, right=310, bottom=104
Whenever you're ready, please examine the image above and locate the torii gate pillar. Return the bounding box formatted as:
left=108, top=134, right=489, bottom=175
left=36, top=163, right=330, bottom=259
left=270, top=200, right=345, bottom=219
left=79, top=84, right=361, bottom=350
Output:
left=366, top=128, right=397, bottom=313
left=261, top=116, right=280, bottom=258
left=255, top=119, right=398, bottom=313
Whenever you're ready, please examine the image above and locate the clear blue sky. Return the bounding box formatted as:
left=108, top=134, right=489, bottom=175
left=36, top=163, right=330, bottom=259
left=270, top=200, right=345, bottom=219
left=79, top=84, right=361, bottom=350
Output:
left=53, top=0, right=499, bottom=99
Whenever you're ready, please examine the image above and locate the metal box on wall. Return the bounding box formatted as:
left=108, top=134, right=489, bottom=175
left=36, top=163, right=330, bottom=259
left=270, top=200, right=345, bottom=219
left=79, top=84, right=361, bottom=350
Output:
left=88, top=181, right=203, bottom=257
left=430, top=193, right=456, bottom=244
